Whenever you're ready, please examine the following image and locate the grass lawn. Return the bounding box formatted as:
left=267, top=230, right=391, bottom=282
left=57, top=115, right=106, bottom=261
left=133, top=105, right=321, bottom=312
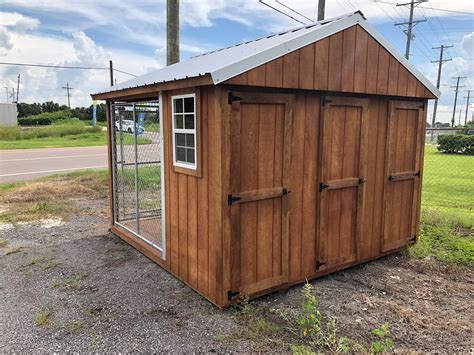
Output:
left=421, top=145, right=473, bottom=226
left=0, top=131, right=151, bottom=149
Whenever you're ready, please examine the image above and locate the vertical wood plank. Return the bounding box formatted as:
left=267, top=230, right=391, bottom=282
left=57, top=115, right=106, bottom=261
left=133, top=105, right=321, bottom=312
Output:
left=178, top=174, right=188, bottom=280
left=197, top=87, right=209, bottom=295
left=257, top=104, right=276, bottom=281
left=248, top=64, right=266, bottom=87
left=376, top=48, right=390, bottom=95
left=187, top=176, right=198, bottom=288
left=354, top=25, right=368, bottom=93
left=387, top=56, right=399, bottom=96
left=341, top=27, right=356, bottom=92
left=208, top=86, right=222, bottom=302
left=227, top=72, right=248, bottom=86
left=299, top=44, right=315, bottom=89
left=328, top=32, right=343, bottom=92
left=283, top=50, right=299, bottom=88
left=366, top=36, right=380, bottom=94
left=314, top=37, right=329, bottom=90
left=407, top=73, right=417, bottom=97
left=371, top=98, right=387, bottom=257
left=265, top=57, right=283, bottom=88
left=289, top=94, right=306, bottom=281
left=397, top=66, right=409, bottom=96
left=301, top=93, right=319, bottom=277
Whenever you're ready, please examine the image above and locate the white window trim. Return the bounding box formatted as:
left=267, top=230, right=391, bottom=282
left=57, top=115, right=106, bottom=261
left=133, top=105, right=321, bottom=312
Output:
left=171, top=93, right=197, bottom=170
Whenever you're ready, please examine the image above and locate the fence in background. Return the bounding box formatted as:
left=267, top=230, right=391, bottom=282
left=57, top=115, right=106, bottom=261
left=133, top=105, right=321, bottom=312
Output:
left=422, top=128, right=473, bottom=224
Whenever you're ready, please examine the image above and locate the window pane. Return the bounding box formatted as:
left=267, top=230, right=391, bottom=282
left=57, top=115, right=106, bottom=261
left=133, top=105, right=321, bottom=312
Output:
left=184, top=97, right=194, bottom=113
left=174, top=98, right=183, bottom=113
left=175, top=114, right=183, bottom=129
left=186, top=133, right=194, bottom=148
left=184, top=114, right=194, bottom=129
left=176, top=133, right=185, bottom=146
left=186, top=148, right=195, bottom=164
left=176, top=147, right=186, bottom=162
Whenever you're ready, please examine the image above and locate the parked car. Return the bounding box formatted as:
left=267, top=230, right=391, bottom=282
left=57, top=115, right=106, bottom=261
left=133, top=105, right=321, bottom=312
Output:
left=115, top=119, right=136, bottom=133
left=467, top=129, right=474, bottom=135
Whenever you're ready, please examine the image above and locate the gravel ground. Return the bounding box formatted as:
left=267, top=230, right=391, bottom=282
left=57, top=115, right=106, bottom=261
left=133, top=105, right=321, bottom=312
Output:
left=0, top=197, right=472, bottom=352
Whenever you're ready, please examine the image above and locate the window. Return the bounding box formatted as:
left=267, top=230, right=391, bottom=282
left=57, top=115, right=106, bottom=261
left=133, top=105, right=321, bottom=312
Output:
left=172, top=94, right=197, bottom=170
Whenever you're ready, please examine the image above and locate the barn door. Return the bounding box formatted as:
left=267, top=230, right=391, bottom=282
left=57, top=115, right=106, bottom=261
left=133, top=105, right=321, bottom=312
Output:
left=317, top=96, right=369, bottom=271
left=228, top=91, right=294, bottom=299
left=382, top=101, right=424, bottom=252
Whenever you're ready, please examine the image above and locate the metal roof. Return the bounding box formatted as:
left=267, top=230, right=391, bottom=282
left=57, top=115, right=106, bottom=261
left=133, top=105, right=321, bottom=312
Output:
left=93, top=11, right=440, bottom=98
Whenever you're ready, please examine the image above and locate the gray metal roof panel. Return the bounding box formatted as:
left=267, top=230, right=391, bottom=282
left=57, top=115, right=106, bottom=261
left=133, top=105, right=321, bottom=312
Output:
left=93, top=11, right=440, bottom=98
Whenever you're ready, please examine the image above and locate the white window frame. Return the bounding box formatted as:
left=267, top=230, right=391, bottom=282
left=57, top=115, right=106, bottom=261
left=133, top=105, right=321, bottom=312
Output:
left=171, top=93, right=197, bottom=170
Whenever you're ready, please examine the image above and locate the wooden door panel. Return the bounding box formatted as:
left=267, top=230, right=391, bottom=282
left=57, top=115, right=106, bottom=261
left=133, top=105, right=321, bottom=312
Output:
left=229, top=91, right=294, bottom=298
left=318, top=96, right=369, bottom=270
left=382, top=101, right=423, bottom=252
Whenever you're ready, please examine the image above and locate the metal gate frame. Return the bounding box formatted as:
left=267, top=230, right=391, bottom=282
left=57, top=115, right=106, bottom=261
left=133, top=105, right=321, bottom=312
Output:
left=110, top=95, right=166, bottom=259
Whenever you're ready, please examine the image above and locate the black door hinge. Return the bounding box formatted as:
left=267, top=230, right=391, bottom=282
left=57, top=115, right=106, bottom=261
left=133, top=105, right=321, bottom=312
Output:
left=282, top=188, right=291, bottom=195
left=227, top=194, right=241, bottom=206
left=319, top=182, right=329, bottom=192
left=228, top=290, right=240, bottom=301
left=414, top=170, right=421, bottom=177
left=359, top=177, right=366, bottom=184
left=410, top=235, right=417, bottom=243
left=316, top=260, right=326, bottom=270
left=322, top=97, right=333, bottom=106
left=228, top=92, right=243, bottom=104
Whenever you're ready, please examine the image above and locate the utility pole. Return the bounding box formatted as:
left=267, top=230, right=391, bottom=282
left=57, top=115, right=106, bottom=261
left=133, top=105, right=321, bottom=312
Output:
left=3, top=86, right=8, bottom=103
left=109, top=60, right=114, bottom=86
left=15, top=74, right=20, bottom=103
left=62, top=83, right=73, bottom=109
left=317, top=0, right=325, bottom=21
left=464, top=90, right=471, bottom=125
left=451, top=76, right=465, bottom=127
left=10, top=88, right=15, bottom=103
left=430, top=45, right=452, bottom=129
left=458, top=109, right=462, bottom=126
left=167, top=0, right=180, bottom=65
left=395, top=0, right=427, bottom=60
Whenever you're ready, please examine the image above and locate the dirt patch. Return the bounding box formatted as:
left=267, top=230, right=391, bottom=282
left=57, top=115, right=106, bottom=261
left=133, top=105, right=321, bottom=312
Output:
left=0, top=196, right=472, bottom=352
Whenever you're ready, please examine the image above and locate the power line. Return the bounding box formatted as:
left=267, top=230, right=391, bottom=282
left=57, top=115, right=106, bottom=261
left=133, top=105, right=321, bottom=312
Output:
left=394, top=0, right=427, bottom=60
left=0, top=61, right=138, bottom=77
left=275, top=0, right=313, bottom=22
left=374, top=1, right=474, bottom=15
left=258, top=0, right=307, bottom=25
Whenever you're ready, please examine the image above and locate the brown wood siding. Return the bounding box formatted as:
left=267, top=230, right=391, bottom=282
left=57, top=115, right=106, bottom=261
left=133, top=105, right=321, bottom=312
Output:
left=225, top=25, right=435, bottom=99
left=162, top=86, right=223, bottom=306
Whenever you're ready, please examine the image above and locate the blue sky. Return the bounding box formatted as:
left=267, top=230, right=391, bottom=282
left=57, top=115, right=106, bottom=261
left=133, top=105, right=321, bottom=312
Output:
left=0, top=0, right=473, bottom=123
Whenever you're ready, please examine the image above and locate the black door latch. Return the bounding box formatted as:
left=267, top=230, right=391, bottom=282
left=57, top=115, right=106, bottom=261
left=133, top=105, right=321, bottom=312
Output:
left=227, top=194, right=241, bottom=206
left=319, top=182, right=329, bottom=192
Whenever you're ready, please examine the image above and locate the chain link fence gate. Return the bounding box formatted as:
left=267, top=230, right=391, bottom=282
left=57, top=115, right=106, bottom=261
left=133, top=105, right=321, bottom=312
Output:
left=423, top=127, right=474, bottom=224
left=110, top=101, right=165, bottom=254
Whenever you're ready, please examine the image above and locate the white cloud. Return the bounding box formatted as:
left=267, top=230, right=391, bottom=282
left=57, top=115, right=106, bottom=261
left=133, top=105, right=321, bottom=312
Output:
left=0, top=26, right=13, bottom=54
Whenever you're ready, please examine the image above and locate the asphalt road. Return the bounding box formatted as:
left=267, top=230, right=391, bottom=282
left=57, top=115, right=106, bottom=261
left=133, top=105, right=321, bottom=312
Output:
left=0, top=146, right=108, bottom=183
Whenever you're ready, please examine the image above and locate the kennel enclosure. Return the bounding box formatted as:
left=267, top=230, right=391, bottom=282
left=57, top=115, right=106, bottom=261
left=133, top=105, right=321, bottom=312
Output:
left=92, top=11, right=439, bottom=307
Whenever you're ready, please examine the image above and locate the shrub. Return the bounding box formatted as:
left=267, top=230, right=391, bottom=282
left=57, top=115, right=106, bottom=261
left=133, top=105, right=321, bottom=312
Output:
left=0, top=126, right=23, bottom=140
left=437, top=134, right=474, bottom=155
left=18, top=110, right=73, bottom=126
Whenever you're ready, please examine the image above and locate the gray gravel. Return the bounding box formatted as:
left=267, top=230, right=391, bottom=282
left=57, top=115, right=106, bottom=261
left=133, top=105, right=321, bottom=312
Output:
left=0, top=197, right=472, bottom=352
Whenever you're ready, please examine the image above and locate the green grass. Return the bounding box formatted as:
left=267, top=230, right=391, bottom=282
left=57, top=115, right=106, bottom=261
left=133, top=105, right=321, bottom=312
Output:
left=409, top=211, right=473, bottom=266
left=35, top=311, right=53, bottom=327
left=0, top=125, right=151, bottom=149
left=144, top=122, right=160, bottom=132
left=422, top=145, right=474, bottom=225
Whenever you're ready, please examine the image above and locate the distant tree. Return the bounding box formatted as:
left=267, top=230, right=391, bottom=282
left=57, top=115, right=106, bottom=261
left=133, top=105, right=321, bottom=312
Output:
left=17, top=102, right=42, bottom=117
left=41, top=101, right=61, bottom=113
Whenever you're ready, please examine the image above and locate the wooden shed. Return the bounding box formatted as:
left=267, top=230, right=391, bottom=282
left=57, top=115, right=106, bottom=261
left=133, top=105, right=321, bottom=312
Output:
left=91, top=11, right=440, bottom=307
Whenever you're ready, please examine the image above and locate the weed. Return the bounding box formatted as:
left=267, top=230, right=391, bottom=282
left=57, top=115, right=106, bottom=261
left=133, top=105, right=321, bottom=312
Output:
left=19, top=256, right=61, bottom=275
left=51, top=272, right=89, bottom=290
left=35, top=311, right=53, bottom=327
left=272, top=283, right=394, bottom=353
left=65, top=320, right=84, bottom=333
left=371, top=323, right=394, bottom=354
left=5, top=246, right=22, bottom=255
left=408, top=211, right=474, bottom=266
